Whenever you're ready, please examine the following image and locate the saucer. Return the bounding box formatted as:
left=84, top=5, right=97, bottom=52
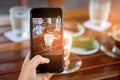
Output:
left=64, top=23, right=85, bottom=37
left=47, top=29, right=55, bottom=33
left=4, top=31, right=29, bottom=42
left=83, top=20, right=112, bottom=32
left=61, top=53, right=82, bottom=74
left=71, top=40, right=100, bottom=55
left=101, top=44, right=119, bottom=58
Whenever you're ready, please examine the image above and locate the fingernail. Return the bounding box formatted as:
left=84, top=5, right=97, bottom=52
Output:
left=44, top=58, right=50, bottom=63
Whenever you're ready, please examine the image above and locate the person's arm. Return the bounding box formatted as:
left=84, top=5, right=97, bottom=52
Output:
left=18, top=53, right=53, bottom=80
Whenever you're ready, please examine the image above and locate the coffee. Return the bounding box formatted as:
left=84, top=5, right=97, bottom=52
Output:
left=113, top=31, right=120, bottom=49
left=44, top=34, right=54, bottom=47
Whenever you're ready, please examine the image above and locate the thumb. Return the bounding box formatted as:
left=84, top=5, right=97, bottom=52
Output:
left=23, top=52, right=30, bottom=66
left=28, top=55, right=50, bottom=69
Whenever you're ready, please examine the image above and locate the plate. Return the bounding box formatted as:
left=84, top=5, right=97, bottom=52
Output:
left=83, top=20, right=111, bottom=32
left=101, top=45, right=119, bottom=58
left=4, top=30, right=29, bottom=42
left=64, top=23, right=85, bottom=36
left=71, top=40, right=100, bottom=55
left=47, top=29, right=55, bottom=33
left=60, top=53, right=82, bottom=74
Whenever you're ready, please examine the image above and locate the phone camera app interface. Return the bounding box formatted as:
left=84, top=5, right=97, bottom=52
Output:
left=32, top=16, right=62, bottom=56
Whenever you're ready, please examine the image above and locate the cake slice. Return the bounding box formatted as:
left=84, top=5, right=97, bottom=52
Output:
left=72, top=36, right=94, bottom=50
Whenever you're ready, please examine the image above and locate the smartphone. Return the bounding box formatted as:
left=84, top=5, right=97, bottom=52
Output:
left=30, top=8, right=64, bottom=73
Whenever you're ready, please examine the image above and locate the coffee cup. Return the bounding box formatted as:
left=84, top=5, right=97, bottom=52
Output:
left=111, top=24, right=120, bottom=56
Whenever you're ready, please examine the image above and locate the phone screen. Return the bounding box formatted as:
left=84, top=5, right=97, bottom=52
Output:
left=30, top=8, right=64, bottom=73
left=32, top=16, right=62, bottom=56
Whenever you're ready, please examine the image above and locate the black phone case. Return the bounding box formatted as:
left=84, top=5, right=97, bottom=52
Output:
left=30, top=8, right=64, bottom=73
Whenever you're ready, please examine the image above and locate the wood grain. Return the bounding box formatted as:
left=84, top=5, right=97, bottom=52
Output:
left=0, top=41, right=30, bottom=53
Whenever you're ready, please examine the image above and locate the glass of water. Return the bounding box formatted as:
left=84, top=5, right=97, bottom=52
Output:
left=10, top=6, right=30, bottom=37
left=89, top=0, right=111, bottom=26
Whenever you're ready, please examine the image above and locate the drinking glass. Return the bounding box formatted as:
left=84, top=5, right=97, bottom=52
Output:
left=10, top=6, right=30, bottom=37
left=89, top=0, right=111, bottom=26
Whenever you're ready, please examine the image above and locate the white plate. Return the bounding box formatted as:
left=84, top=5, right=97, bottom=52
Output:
left=101, top=45, right=118, bottom=58
left=83, top=20, right=111, bottom=32
left=64, top=23, right=85, bottom=36
left=4, top=30, right=29, bottom=42
left=71, top=40, right=100, bottom=55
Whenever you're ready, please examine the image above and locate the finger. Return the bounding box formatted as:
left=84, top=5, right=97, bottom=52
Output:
left=64, top=60, right=70, bottom=67
left=37, top=73, right=55, bottom=80
left=45, top=73, right=55, bottom=79
left=63, top=37, right=69, bottom=46
left=23, top=52, right=30, bottom=66
left=28, top=55, right=50, bottom=69
left=64, top=49, right=69, bottom=57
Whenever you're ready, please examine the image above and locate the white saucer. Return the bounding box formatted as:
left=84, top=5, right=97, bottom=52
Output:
left=83, top=20, right=111, bottom=32
left=60, top=53, right=82, bottom=74
left=4, top=31, right=29, bottom=42
left=61, top=60, right=82, bottom=74
left=101, top=45, right=118, bottom=58
left=71, top=40, right=100, bottom=55
left=64, top=23, right=85, bottom=37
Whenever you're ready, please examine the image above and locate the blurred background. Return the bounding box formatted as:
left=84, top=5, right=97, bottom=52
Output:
left=0, top=0, right=88, bottom=14
left=0, top=0, right=120, bottom=20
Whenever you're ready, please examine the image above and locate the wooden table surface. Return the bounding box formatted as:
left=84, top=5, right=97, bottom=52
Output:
left=0, top=8, right=120, bottom=80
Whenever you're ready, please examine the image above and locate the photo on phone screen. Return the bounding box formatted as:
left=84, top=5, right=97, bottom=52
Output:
left=30, top=8, right=64, bottom=73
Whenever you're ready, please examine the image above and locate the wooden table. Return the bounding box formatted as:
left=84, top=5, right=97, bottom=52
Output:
left=0, top=8, right=120, bottom=80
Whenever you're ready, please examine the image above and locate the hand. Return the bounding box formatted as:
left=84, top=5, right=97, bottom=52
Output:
left=18, top=53, right=53, bottom=80
left=18, top=35, right=70, bottom=80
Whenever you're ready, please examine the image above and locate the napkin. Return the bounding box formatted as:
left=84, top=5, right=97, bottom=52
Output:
left=4, top=31, right=29, bottom=42
left=83, top=20, right=111, bottom=32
